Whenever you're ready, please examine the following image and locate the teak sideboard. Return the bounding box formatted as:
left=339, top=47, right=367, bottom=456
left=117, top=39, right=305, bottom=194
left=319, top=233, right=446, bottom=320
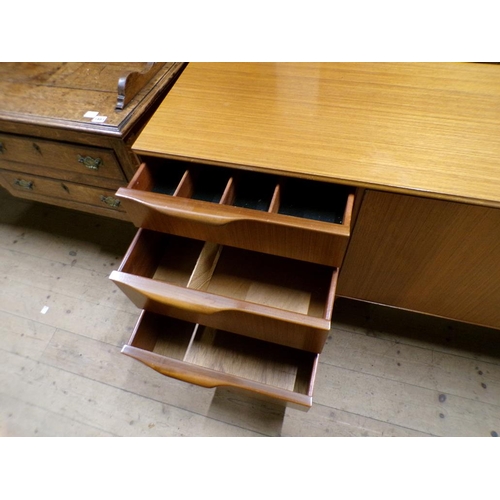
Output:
left=89, top=63, right=500, bottom=409
left=0, top=62, right=185, bottom=219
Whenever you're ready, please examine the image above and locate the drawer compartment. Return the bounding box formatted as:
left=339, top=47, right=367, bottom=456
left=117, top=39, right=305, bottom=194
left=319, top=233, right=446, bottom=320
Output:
left=123, top=310, right=319, bottom=410
left=0, top=169, right=125, bottom=213
left=115, top=159, right=355, bottom=266
left=110, top=229, right=338, bottom=352
left=0, top=132, right=125, bottom=183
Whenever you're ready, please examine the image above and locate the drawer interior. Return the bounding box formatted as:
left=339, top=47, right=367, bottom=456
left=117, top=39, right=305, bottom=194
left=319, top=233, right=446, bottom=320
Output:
left=129, top=311, right=317, bottom=396
left=277, top=178, right=349, bottom=224
left=120, top=230, right=336, bottom=320
left=133, top=159, right=353, bottom=225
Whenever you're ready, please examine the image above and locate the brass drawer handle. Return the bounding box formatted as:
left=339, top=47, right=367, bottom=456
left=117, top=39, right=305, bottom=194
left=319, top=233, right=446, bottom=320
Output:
left=14, top=178, right=34, bottom=190
left=77, top=154, right=102, bottom=170
left=100, top=195, right=120, bottom=208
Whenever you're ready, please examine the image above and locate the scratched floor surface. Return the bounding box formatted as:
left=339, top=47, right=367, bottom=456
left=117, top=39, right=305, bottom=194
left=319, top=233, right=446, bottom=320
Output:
left=1, top=187, right=500, bottom=437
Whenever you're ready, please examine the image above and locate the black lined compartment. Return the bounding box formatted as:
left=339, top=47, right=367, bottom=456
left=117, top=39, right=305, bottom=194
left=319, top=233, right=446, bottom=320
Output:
left=140, top=158, right=352, bottom=226
left=278, top=178, right=350, bottom=224
left=190, top=167, right=231, bottom=203
left=149, top=158, right=187, bottom=196
left=232, top=171, right=277, bottom=211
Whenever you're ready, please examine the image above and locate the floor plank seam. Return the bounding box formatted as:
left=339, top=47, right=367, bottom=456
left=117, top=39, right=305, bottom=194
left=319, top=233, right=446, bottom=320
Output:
left=311, top=401, right=437, bottom=437
left=0, top=392, right=119, bottom=437
left=317, top=360, right=500, bottom=409
left=0, top=321, right=126, bottom=352
left=4, top=262, right=115, bottom=281
left=0, top=239, right=126, bottom=270
left=2, top=348, right=272, bottom=437
left=329, top=324, right=500, bottom=366
left=0, top=296, right=140, bottom=332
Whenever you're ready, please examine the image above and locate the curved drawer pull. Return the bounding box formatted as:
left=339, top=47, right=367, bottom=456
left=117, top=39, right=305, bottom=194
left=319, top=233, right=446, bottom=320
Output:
left=109, top=271, right=331, bottom=329
left=124, top=195, right=253, bottom=227
left=151, top=202, right=241, bottom=226
left=14, top=178, right=34, bottom=190
left=122, top=344, right=236, bottom=389
left=100, top=195, right=121, bottom=208
left=77, top=154, right=102, bottom=170
left=121, top=344, right=314, bottom=409
left=117, top=189, right=351, bottom=236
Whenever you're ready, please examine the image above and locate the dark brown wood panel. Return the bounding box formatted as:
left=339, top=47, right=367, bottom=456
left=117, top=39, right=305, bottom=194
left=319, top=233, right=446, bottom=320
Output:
left=0, top=169, right=126, bottom=217
left=0, top=62, right=186, bottom=218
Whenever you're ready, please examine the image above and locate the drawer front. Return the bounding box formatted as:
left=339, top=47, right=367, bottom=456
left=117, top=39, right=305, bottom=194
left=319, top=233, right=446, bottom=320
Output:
left=116, top=160, right=355, bottom=267
left=110, top=229, right=338, bottom=353
left=0, top=169, right=125, bottom=213
left=123, top=310, right=319, bottom=410
left=0, top=132, right=125, bottom=182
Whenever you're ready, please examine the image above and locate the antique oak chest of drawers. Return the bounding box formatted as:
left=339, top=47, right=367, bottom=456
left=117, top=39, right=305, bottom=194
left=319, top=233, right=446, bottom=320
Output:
left=0, top=62, right=185, bottom=219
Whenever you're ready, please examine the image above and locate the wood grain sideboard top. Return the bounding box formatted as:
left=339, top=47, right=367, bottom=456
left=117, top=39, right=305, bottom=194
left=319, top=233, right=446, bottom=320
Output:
left=0, top=62, right=185, bottom=137
left=132, top=62, right=500, bottom=208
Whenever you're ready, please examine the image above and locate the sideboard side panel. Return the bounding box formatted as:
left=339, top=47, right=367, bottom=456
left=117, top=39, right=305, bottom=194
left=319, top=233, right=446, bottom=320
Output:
left=337, top=190, right=500, bottom=329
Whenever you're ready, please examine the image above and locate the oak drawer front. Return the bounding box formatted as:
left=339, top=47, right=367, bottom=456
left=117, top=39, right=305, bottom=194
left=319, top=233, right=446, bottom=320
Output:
left=116, top=160, right=355, bottom=267
left=110, top=229, right=338, bottom=353
left=123, top=310, right=319, bottom=410
left=0, top=133, right=125, bottom=182
left=0, top=169, right=125, bottom=213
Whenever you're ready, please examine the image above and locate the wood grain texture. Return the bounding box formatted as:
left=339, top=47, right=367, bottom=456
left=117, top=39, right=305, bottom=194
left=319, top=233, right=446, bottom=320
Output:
left=133, top=62, right=500, bottom=208
left=116, top=63, right=165, bottom=110
left=0, top=132, right=124, bottom=184
left=122, top=316, right=317, bottom=411
left=0, top=62, right=184, bottom=134
left=2, top=188, right=500, bottom=436
left=117, top=160, right=354, bottom=266
left=0, top=169, right=127, bottom=218
left=118, top=189, right=352, bottom=266
left=0, top=62, right=186, bottom=218
left=338, top=190, right=500, bottom=329
left=112, top=229, right=337, bottom=352
left=124, top=311, right=318, bottom=410
left=110, top=270, right=334, bottom=353
left=187, top=241, right=223, bottom=290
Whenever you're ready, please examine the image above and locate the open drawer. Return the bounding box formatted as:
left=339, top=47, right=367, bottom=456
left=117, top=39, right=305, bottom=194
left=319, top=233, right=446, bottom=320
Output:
left=123, top=310, right=319, bottom=411
left=115, top=158, right=355, bottom=267
left=110, top=229, right=337, bottom=353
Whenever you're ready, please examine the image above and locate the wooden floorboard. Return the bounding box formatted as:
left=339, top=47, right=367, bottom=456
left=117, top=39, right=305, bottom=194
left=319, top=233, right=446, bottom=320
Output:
left=1, top=186, right=499, bottom=437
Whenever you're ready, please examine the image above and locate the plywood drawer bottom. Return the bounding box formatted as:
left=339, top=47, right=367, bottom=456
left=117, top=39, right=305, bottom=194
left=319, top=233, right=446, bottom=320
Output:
left=123, top=310, right=319, bottom=410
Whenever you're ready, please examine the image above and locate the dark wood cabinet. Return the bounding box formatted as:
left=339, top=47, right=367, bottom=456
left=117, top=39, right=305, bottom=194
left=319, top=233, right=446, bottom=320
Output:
left=0, top=62, right=185, bottom=219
